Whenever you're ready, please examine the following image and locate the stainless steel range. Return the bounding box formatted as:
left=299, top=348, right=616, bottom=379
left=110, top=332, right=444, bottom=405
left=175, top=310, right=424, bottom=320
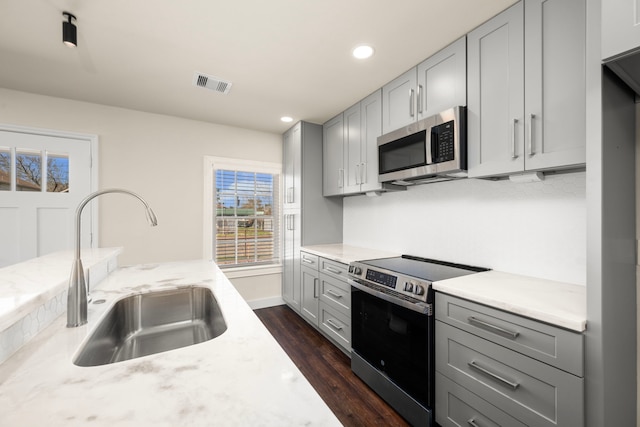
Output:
left=348, top=255, right=488, bottom=426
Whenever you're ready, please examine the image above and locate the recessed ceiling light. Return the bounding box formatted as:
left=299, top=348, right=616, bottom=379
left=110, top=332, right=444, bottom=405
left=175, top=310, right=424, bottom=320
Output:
left=281, top=116, right=293, bottom=123
left=353, top=45, right=374, bottom=59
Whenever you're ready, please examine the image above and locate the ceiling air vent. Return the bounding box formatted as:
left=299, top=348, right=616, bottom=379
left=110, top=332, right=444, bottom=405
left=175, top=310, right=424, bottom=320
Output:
left=193, top=72, right=232, bottom=95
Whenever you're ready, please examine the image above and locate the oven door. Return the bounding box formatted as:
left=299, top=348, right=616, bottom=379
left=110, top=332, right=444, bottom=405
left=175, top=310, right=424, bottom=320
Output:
left=351, top=285, right=434, bottom=409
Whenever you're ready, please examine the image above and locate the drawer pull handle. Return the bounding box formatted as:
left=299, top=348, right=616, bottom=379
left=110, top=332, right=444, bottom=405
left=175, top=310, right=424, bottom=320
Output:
left=468, top=360, right=519, bottom=390
left=467, top=418, right=481, bottom=427
left=325, top=266, right=342, bottom=275
left=326, top=289, right=342, bottom=298
left=314, top=278, right=319, bottom=298
left=326, top=319, right=343, bottom=330
left=468, top=316, right=519, bottom=339
left=302, top=258, right=315, bottom=264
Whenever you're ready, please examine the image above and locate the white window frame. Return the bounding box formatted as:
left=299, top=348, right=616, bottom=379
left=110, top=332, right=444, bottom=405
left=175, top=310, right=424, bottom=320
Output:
left=203, top=156, right=282, bottom=276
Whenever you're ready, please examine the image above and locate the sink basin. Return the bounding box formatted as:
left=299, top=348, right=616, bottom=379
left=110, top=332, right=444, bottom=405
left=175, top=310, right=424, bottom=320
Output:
left=74, top=286, right=227, bottom=367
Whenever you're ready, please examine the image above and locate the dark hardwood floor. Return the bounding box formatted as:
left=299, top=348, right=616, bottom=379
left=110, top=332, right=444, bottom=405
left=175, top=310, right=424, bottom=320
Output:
left=254, top=304, right=410, bottom=427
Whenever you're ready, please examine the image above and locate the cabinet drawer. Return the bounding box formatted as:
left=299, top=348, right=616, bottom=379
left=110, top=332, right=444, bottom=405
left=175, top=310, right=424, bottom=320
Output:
left=319, top=258, right=348, bottom=280
left=436, top=372, right=527, bottom=427
left=319, top=273, right=351, bottom=317
left=436, top=293, right=583, bottom=376
left=300, top=252, right=319, bottom=269
left=319, top=303, right=351, bottom=353
left=436, top=321, right=583, bottom=427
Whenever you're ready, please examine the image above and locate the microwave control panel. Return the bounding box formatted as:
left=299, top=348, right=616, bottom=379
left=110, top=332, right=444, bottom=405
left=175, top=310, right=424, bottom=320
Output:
left=431, top=120, right=455, bottom=163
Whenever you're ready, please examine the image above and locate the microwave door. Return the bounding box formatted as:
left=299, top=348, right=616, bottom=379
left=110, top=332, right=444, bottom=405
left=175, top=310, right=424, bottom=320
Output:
left=378, top=130, right=428, bottom=176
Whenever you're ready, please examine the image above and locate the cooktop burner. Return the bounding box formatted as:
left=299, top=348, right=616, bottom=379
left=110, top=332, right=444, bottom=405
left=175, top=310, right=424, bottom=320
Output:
left=362, top=255, right=488, bottom=282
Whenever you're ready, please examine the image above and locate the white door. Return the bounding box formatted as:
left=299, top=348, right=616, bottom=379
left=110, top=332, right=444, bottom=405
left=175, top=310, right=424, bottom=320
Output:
left=0, top=128, right=94, bottom=267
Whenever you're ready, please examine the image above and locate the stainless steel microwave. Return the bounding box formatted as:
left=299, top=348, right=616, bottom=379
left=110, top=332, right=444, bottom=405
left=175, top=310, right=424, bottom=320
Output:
left=377, top=106, right=466, bottom=185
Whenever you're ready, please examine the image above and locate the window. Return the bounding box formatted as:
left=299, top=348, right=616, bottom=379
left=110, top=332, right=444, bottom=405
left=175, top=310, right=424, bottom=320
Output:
left=204, top=157, right=280, bottom=269
left=0, top=147, right=69, bottom=192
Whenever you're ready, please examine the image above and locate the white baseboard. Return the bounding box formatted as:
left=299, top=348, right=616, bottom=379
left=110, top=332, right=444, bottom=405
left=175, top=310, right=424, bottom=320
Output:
left=247, top=296, right=285, bottom=310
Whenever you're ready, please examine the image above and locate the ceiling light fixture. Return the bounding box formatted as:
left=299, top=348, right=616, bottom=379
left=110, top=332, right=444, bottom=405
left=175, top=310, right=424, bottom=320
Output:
left=352, top=45, right=374, bottom=60
left=281, top=116, right=293, bottom=123
left=62, top=12, right=77, bottom=48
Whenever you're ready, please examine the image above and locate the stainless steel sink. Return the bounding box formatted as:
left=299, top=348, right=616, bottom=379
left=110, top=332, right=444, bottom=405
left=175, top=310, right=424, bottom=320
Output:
left=74, top=286, right=227, bottom=367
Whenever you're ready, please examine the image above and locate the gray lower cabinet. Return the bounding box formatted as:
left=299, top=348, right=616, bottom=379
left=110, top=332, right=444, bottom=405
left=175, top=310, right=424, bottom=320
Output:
left=467, top=0, right=586, bottom=178
left=297, top=251, right=351, bottom=354
left=300, top=252, right=320, bottom=324
left=435, top=293, right=584, bottom=427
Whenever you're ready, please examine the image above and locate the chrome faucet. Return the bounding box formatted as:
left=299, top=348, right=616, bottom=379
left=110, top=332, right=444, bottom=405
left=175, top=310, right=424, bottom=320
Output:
left=67, top=189, right=158, bottom=327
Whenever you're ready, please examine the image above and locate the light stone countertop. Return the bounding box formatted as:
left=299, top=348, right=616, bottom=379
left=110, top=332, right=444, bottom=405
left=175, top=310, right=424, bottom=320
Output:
left=301, top=243, right=399, bottom=265
left=433, top=270, right=587, bottom=332
left=0, top=259, right=342, bottom=426
left=0, top=248, right=122, bottom=332
left=301, top=244, right=586, bottom=332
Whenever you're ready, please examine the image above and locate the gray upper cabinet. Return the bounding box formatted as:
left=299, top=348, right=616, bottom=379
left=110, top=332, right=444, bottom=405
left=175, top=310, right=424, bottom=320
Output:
left=467, top=2, right=525, bottom=178
left=323, top=90, right=384, bottom=196
left=382, top=37, right=467, bottom=135
left=417, top=37, right=467, bottom=118
left=468, top=0, right=586, bottom=178
left=602, top=0, right=640, bottom=61
left=382, top=68, right=417, bottom=134
left=283, top=124, right=301, bottom=210
left=322, top=114, right=344, bottom=197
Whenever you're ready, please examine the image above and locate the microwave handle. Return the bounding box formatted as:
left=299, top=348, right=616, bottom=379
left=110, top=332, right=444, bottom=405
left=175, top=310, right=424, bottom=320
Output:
left=430, top=128, right=439, bottom=162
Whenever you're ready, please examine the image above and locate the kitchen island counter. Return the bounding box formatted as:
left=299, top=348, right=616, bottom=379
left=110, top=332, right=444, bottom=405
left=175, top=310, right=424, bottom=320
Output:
left=0, top=260, right=341, bottom=426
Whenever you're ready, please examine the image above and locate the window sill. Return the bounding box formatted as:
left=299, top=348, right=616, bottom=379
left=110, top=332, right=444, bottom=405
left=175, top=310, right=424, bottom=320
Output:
left=221, top=264, right=283, bottom=279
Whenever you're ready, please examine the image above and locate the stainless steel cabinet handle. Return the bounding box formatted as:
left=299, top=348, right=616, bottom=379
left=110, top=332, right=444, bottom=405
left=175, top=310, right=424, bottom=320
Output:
left=468, top=360, right=519, bottom=390
left=468, top=316, right=519, bottom=339
left=467, top=418, right=481, bottom=427
left=302, top=258, right=315, bottom=265
left=338, top=168, right=344, bottom=189
left=286, top=187, right=294, bottom=203
left=286, top=214, right=295, bottom=231
left=417, top=84, right=423, bottom=114
left=313, top=278, right=319, bottom=298
left=528, top=113, right=536, bottom=156
left=355, top=164, right=360, bottom=185
left=361, top=162, right=366, bottom=184
left=325, top=266, right=342, bottom=275
left=326, top=319, right=343, bottom=330
left=409, top=88, right=415, bottom=117
left=326, top=289, right=342, bottom=298
left=512, top=118, right=519, bottom=159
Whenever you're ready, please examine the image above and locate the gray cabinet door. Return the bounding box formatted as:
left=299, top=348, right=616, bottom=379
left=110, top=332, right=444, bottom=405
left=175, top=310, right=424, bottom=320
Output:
left=602, top=0, right=640, bottom=60
left=282, top=212, right=301, bottom=311
left=283, top=123, right=301, bottom=209
left=360, top=90, right=383, bottom=193
left=417, top=36, right=467, bottom=119
left=343, top=102, right=362, bottom=194
left=300, top=264, right=319, bottom=325
left=382, top=67, right=417, bottom=134
left=467, top=2, right=525, bottom=178
left=524, top=0, right=586, bottom=171
left=322, top=113, right=344, bottom=196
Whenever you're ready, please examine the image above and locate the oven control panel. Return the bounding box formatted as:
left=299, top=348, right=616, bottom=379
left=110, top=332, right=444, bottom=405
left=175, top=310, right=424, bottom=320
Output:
left=348, top=262, right=429, bottom=303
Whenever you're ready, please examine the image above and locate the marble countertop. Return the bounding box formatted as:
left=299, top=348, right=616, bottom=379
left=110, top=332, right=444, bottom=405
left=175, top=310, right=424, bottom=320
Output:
left=433, top=270, right=587, bottom=332
left=0, top=260, right=341, bottom=426
left=301, top=243, right=399, bottom=265
left=0, top=248, right=122, bottom=332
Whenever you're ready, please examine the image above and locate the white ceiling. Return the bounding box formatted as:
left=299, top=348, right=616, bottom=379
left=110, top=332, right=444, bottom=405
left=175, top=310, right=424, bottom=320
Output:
left=0, top=0, right=516, bottom=134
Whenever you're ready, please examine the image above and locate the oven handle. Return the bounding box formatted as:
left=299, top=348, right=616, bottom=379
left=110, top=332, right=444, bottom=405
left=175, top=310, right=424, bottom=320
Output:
left=348, top=277, right=432, bottom=316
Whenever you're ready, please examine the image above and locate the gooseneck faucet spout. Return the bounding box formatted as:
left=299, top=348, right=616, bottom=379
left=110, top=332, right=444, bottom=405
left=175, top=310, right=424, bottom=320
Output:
left=67, top=189, right=158, bottom=328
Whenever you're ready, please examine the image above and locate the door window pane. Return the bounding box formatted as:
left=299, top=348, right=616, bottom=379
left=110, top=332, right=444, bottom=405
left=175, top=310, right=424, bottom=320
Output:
left=0, top=147, right=9, bottom=191
left=16, top=149, right=41, bottom=192
left=46, top=152, right=69, bottom=193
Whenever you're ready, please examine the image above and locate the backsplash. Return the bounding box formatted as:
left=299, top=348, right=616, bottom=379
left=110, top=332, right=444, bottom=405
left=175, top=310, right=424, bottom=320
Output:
left=343, top=171, right=586, bottom=285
